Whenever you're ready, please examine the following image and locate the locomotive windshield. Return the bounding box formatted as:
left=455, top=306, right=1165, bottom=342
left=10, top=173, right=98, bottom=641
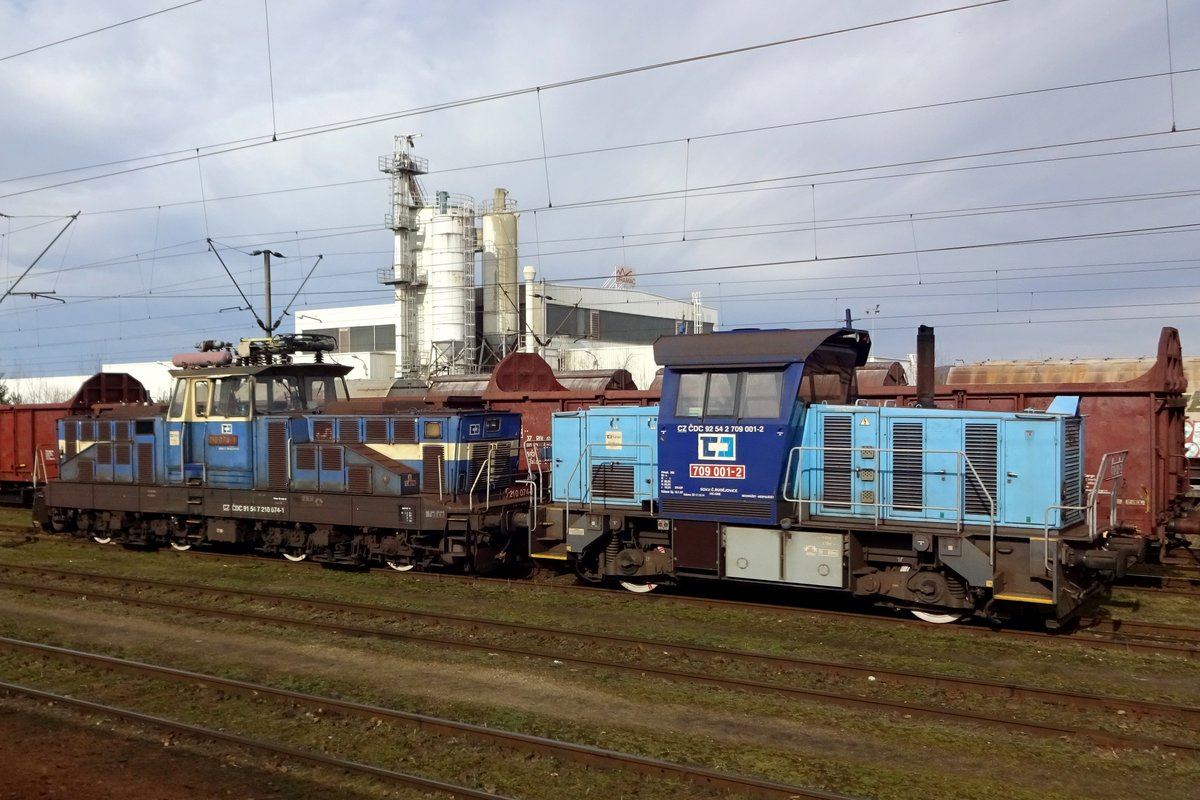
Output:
left=674, top=369, right=785, bottom=419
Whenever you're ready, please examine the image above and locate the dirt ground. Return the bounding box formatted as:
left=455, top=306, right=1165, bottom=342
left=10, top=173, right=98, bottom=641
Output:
left=0, top=704, right=310, bottom=799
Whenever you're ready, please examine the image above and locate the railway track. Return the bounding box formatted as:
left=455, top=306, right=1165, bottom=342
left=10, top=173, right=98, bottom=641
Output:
left=1, top=563, right=1197, bottom=755
left=1, top=637, right=843, bottom=800
left=4, top=533, right=1200, bottom=656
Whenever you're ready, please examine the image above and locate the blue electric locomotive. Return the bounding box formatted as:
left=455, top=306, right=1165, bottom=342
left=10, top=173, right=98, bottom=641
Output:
left=38, top=335, right=527, bottom=572
left=534, top=328, right=1142, bottom=623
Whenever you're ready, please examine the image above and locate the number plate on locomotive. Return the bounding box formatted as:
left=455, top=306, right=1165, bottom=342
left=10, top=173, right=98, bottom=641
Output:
left=688, top=463, right=745, bottom=479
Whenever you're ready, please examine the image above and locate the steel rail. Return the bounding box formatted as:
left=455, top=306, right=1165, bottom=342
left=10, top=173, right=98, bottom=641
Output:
left=2, top=563, right=1199, bottom=723
left=0, top=636, right=851, bottom=800
left=1, top=571, right=1198, bottom=754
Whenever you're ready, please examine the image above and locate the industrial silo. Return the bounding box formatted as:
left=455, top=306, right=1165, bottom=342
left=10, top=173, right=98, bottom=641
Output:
left=415, top=191, right=477, bottom=375
left=481, top=188, right=520, bottom=362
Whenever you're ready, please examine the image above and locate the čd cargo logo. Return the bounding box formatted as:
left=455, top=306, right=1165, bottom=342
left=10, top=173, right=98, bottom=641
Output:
left=698, top=433, right=736, bottom=461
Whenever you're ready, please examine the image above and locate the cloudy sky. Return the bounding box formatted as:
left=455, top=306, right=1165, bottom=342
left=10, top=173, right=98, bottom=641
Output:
left=1, top=0, right=1198, bottom=380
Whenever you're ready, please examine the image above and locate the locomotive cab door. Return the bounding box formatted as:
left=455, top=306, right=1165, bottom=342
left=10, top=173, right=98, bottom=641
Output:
left=165, top=376, right=209, bottom=485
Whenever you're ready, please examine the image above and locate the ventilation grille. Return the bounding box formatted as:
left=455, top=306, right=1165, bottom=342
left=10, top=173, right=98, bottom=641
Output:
left=114, top=421, right=131, bottom=441
left=96, top=442, right=113, bottom=464
left=82, top=421, right=99, bottom=442
left=137, top=443, right=154, bottom=483
left=348, top=465, right=372, bottom=493
left=422, top=445, right=444, bottom=494
left=296, top=445, right=318, bottom=471
left=394, top=418, right=417, bottom=443
left=660, top=498, right=774, bottom=519
left=821, top=416, right=853, bottom=506
left=313, top=420, right=334, bottom=441
left=591, top=463, right=635, bottom=499
left=964, top=423, right=999, bottom=516
left=64, top=424, right=78, bottom=458
left=267, top=420, right=288, bottom=490
left=1062, top=417, right=1083, bottom=521
left=336, top=418, right=362, bottom=444
left=115, top=443, right=132, bottom=466
left=365, top=419, right=389, bottom=443
left=891, top=422, right=924, bottom=511
left=320, top=446, right=344, bottom=472
left=77, top=460, right=94, bottom=482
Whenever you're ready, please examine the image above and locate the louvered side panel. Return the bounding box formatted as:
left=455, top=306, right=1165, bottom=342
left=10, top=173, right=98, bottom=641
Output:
left=422, top=445, right=444, bottom=494
left=313, top=419, right=334, bottom=441
left=393, top=418, right=416, bottom=443
left=591, top=463, right=635, bottom=499
left=348, top=465, right=372, bottom=493
left=891, top=422, right=924, bottom=511
left=821, top=416, right=853, bottom=506
left=320, top=446, right=344, bottom=472
left=295, top=445, right=317, bottom=471
left=1062, top=417, right=1083, bottom=523
left=964, top=423, right=999, bottom=516
left=63, top=423, right=77, bottom=457
left=336, top=418, right=362, bottom=444
left=113, top=421, right=131, bottom=442
left=114, top=443, right=132, bottom=466
left=267, top=420, right=288, bottom=490
left=77, top=460, right=95, bottom=482
left=137, top=443, right=154, bottom=483
left=365, top=419, right=388, bottom=443
left=96, top=443, right=113, bottom=464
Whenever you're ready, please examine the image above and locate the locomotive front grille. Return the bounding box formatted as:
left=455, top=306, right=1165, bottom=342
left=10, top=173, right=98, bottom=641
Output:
left=660, top=498, right=774, bottom=518
left=822, top=415, right=853, bottom=505
left=591, top=462, right=635, bottom=499
left=964, top=423, right=999, bottom=516
left=891, top=422, right=924, bottom=510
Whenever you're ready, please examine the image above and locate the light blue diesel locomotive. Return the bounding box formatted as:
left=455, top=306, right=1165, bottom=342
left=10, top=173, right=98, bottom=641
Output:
left=535, top=328, right=1142, bottom=623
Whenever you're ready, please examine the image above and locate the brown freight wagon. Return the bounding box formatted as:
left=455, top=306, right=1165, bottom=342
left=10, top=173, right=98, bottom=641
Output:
left=0, top=373, right=149, bottom=505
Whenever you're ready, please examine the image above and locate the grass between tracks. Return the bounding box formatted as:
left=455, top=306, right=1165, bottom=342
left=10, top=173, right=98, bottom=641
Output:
left=0, top=533, right=1198, bottom=799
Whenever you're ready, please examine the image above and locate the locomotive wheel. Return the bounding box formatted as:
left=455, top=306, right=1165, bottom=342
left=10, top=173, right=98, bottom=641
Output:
left=910, top=609, right=969, bottom=624
left=618, top=580, right=658, bottom=594
left=385, top=558, right=415, bottom=572
left=282, top=550, right=308, bottom=562
left=92, top=534, right=113, bottom=545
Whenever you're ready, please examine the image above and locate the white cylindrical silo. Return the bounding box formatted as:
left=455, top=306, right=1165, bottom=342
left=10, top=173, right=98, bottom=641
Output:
left=481, top=188, right=520, bottom=359
left=416, top=192, right=476, bottom=374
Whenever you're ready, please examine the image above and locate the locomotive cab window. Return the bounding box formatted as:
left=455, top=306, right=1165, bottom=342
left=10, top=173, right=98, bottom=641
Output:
left=193, top=380, right=210, bottom=417
left=168, top=380, right=187, bottom=419
left=673, top=369, right=785, bottom=419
